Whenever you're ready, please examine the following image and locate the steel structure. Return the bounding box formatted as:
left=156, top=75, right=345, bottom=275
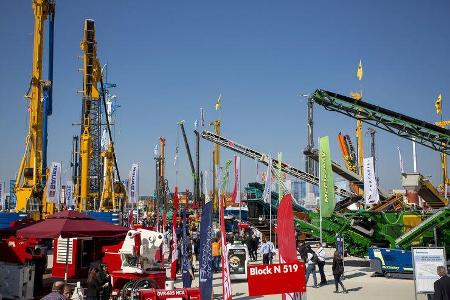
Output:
left=201, top=131, right=357, bottom=198
left=310, top=89, right=450, bottom=154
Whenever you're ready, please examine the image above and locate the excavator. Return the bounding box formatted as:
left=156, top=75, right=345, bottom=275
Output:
left=14, top=0, right=56, bottom=219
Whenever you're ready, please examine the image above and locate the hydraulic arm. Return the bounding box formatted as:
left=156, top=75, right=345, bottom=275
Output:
left=15, top=0, right=55, bottom=215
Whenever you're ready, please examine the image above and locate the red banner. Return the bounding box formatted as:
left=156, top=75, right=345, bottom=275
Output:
left=247, top=262, right=306, bottom=296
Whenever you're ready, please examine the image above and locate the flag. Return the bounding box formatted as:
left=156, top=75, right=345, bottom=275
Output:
left=194, top=119, right=198, bottom=129
left=277, top=194, right=302, bottom=300
left=199, top=200, right=213, bottom=300
left=357, top=59, right=363, bottom=81
left=231, top=155, right=241, bottom=204
left=128, top=209, right=133, bottom=228
left=182, top=208, right=192, bottom=288
left=203, top=171, right=211, bottom=203
left=262, top=158, right=272, bottom=203
left=65, top=181, right=74, bottom=207
left=46, top=162, right=61, bottom=203
left=319, top=136, right=336, bottom=217
left=154, top=144, right=158, bottom=156
left=220, top=190, right=232, bottom=300
left=215, top=94, right=222, bottom=111
left=397, top=147, right=404, bottom=173
left=171, top=187, right=179, bottom=280
left=277, top=152, right=284, bottom=200
left=128, top=164, right=139, bottom=203
left=363, top=157, right=380, bottom=205
left=200, top=108, right=205, bottom=127
left=435, top=93, right=442, bottom=114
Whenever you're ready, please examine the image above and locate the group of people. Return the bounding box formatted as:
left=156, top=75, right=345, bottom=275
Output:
left=85, top=264, right=111, bottom=300
left=298, top=242, right=347, bottom=293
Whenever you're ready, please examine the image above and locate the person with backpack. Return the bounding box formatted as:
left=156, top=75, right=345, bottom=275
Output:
left=305, top=245, right=318, bottom=288
left=332, top=250, right=348, bottom=293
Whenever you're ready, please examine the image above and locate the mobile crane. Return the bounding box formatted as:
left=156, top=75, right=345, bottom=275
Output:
left=15, top=0, right=55, bottom=218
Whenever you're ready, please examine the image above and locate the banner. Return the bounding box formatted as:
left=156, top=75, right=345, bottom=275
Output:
left=319, top=136, right=336, bottom=217
left=363, top=157, right=380, bottom=205
left=170, top=189, right=178, bottom=280
left=247, top=262, right=306, bottom=296
left=412, top=247, right=446, bottom=294
left=262, top=158, right=272, bottom=203
left=65, top=181, right=74, bottom=207
left=47, top=162, right=61, bottom=203
left=128, top=164, right=139, bottom=203
left=220, top=190, right=232, bottom=300
left=199, top=200, right=213, bottom=300
left=9, top=180, right=16, bottom=210
left=200, top=107, right=205, bottom=127
left=231, top=155, right=241, bottom=204
left=0, top=182, right=3, bottom=210
left=182, top=208, right=191, bottom=288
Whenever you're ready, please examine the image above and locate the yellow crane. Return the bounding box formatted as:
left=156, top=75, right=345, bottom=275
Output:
left=15, top=0, right=55, bottom=218
left=435, top=120, right=450, bottom=192
left=77, top=19, right=102, bottom=211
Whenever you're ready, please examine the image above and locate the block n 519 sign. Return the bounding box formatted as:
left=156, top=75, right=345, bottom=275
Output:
left=247, top=261, right=306, bottom=296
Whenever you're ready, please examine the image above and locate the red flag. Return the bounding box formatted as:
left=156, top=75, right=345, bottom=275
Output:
left=171, top=189, right=179, bottom=280
left=220, top=195, right=232, bottom=300
left=128, top=210, right=133, bottom=229
left=277, top=194, right=301, bottom=300
left=231, top=155, right=241, bottom=204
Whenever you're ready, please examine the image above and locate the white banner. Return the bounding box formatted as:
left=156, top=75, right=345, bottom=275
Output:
left=47, top=162, right=61, bottom=203
left=65, top=181, right=74, bottom=207
left=203, top=171, right=211, bottom=203
left=128, top=164, right=139, bottom=203
left=363, top=157, right=380, bottom=205
left=262, top=158, right=272, bottom=203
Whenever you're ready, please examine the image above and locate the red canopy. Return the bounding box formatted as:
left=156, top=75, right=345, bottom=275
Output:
left=17, top=210, right=129, bottom=239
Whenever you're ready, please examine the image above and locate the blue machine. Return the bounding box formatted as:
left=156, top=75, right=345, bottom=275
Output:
left=86, top=211, right=121, bottom=225
left=368, top=247, right=413, bottom=279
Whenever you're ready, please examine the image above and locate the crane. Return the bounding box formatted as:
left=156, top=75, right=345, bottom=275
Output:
left=337, top=132, right=357, bottom=173
left=177, top=121, right=198, bottom=204
left=435, top=120, right=450, bottom=192
left=15, top=0, right=55, bottom=217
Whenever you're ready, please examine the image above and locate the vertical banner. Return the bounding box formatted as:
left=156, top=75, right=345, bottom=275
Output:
left=397, top=146, right=404, bottom=173
left=231, top=155, right=241, bottom=204
left=9, top=180, right=16, bottom=210
left=220, top=190, right=233, bottom=300
left=199, top=200, right=214, bottom=300
left=65, top=181, right=74, bottom=208
left=171, top=188, right=179, bottom=280
left=363, top=157, right=380, bottom=205
left=47, top=162, right=61, bottom=203
left=200, top=107, right=205, bottom=127
left=262, top=158, right=272, bottom=203
left=319, top=136, right=336, bottom=217
left=129, top=164, right=139, bottom=203
left=182, top=208, right=192, bottom=288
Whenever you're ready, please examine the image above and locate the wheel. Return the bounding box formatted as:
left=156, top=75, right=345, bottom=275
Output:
left=121, top=280, right=135, bottom=300
left=132, top=278, right=159, bottom=290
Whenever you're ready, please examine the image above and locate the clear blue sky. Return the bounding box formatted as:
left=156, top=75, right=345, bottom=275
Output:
left=1, top=0, right=450, bottom=196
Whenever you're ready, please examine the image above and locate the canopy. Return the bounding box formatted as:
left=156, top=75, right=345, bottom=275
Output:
left=17, top=210, right=129, bottom=239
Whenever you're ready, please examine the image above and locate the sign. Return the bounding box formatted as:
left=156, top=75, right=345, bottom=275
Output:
left=247, top=262, right=306, bottom=296
left=228, top=246, right=247, bottom=276
left=363, top=157, right=380, bottom=205
left=412, top=247, right=446, bottom=294
left=128, top=164, right=139, bottom=203
left=65, top=181, right=73, bottom=207
left=319, top=136, right=336, bottom=217
left=9, top=179, right=16, bottom=209
left=46, top=162, right=61, bottom=203
left=336, top=235, right=344, bottom=257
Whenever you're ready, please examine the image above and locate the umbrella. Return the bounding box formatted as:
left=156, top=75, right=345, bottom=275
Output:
left=17, top=210, right=129, bottom=281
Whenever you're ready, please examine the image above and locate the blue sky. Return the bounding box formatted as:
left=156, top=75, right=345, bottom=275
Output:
left=1, top=0, right=450, bottom=196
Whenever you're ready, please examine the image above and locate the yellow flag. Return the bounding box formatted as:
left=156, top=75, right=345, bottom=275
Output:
left=435, top=94, right=442, bottom=114
left=215, top=94, right=222, bottom=111
left=357, top=59, right=363, bottom=81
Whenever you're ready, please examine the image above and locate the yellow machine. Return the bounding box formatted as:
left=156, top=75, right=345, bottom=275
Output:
left=77, top=19, right=102, bottom=211
left=15, top=0, right=55, bottom=218
left=100, top=144, right=116, bottom=210
left=211, top=120, right=221, bottom=214
left=435, top=120, right=450, bottom=192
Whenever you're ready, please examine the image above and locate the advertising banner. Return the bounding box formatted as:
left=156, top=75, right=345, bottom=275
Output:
left=10, top=179, right=16, bottom=209
left=319, top=136, right=336, bottom=217
left=228, top=247, right=247, bottom=275
left=363, top=157, right=380, bottom=205
left=46, top=162, right=61, bottom=203
left=128, top=164, right=139, bottom=203
left=412, top=247, right=446, bottom=294
left=247, top=262, right=306, bottom=296
left=65, top=181, right=73, bottom=207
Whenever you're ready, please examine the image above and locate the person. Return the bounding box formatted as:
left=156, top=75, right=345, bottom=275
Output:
left=245, top=234, right=254, bottom=261
left=433, top=265, right=450, bottom=300
left=305, top=246, right=318, bottom=288
left=98, top=264, right=112, bottom=299
left=182, top=253, right=195, bottom=288
left=86, top=267, right=108, bottom=300
left=252, top=234, right=259, bottom=261
left=317, top=243, right=327, bottom=286
left=41, top=281, right=67, bottom=300
left=332, top=250, right=347, bottom=293
left=260, top=236, right=275, bottom=264
left=297, top=242, right=308, bottom=262
left=63, top=285, right=72, bottom=299
left=211, top=238, right=221, bottom=272
left=33, top=247, right=47, bottom=295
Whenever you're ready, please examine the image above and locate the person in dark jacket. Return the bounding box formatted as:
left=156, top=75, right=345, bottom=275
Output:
left=332, top=250, right=347, bottom=293
left=86, top=267, right=107, bottom=300
left=433, top=265, right=450, bottom=300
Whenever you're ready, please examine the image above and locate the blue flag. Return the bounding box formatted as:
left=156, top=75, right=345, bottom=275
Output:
left=199, top=201, right=214, bottom=299
left=182, top=208, right=192, bottom=288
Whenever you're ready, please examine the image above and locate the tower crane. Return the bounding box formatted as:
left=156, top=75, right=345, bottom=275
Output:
left=15, top=0, right=55, bottom=218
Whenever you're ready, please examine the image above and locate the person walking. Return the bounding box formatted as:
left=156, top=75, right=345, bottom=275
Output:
left=305, top=246, right=318, bottom=288
left=245, top=234, right=254, bottom=261
left=260, top=236, right=274, bottom=264
left=317, top=243, right=327, bottom=286
left=432, top=265, right=450, bottom=300
left=332, top=250, right=348, bottom=293
left=251, top=234, right=259, bottom=261
left=212, top=238, right=221, bottom=272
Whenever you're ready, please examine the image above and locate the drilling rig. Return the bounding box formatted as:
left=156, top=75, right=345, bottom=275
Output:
left=14, top=0, right=55, bottom=219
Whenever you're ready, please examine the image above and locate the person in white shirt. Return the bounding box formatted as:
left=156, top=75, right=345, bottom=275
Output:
left=305, top=245, right=318, bottom=288
left=317, top=243, right=327, bottom=286
left=260, top=236, right=275, bottom=264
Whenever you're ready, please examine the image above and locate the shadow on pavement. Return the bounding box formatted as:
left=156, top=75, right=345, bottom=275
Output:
left=343, top=272, right=366, bottom=279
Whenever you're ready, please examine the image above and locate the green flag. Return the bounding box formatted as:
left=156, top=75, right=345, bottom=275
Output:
left=319, top=136, right=336, bottom=217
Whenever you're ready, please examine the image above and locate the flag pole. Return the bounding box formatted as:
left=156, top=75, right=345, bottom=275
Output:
left=269, top=158, right=272, bottom=243
left=239, top=157, right=242, bottom=223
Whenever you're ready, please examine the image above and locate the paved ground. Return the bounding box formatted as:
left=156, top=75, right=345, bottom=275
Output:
left=170, top=246, right=427, bottom=300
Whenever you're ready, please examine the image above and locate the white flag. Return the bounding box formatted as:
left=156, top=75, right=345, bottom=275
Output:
left=65, top=181, right=74, bottom=207
left=129, top=164, right=139, bottom=203
left=262, top=158, right=272, bottom=203
left=203, top=171, right=210, bottom=203
left=47, top=162, right=61, bottom=203
left=363, top=157, right=380, bottom=205
left=397, top=146, right=404, bottom=173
